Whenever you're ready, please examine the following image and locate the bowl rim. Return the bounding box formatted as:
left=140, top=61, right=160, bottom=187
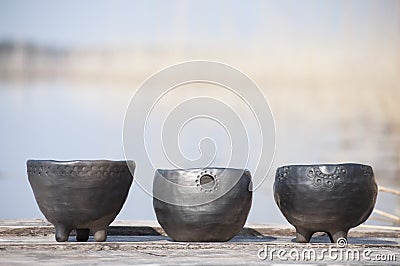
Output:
left=154, top=167, right=252, bottom=179
left=27, top=159, right=135, bottom=167
left=156, top=167, right=251, bottom=175
left=277, top=162, right=372, bottom=169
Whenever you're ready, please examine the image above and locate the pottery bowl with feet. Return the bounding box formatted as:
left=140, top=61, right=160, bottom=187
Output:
left=153, top=168, right=252, bottom=242
left=27, top=160, right=135, bottom=242
left=274, top=163, right=377, bottom=243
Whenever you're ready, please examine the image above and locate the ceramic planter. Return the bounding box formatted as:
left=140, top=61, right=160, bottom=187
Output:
left=153, top=168, right=252, bottom=242
left=27, top=160, right=135, bottom=242
left=274, top=163, right=377, bottom=243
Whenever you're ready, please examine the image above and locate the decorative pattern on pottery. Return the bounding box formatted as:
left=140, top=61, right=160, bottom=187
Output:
left=361, top=165, right=374, bottom=178
left=27, top=164, right=129, bottom=177
left=305, top=166, right=347, bottom=190
left=276, top=166, right=290, bottom=182
left=195, top=170, right=219, bottom=193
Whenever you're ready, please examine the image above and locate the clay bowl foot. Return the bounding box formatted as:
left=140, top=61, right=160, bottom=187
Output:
left=295, top=227, right=349, bottom=243
left=295, top=228, right=312, bottom=243
left=77, top=228, right=107, bottom=242
left=55, top=225, right=72, bottom=242
left=327, top=231, right=348, bottom=243
left=55, top=226, right=107, bottom=242
left=76, top=229, right=90, bottom=242
left=93, top=229, right=107, bottom=242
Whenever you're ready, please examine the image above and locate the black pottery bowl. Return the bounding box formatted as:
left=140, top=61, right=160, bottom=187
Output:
left=27, top=160, right=135, bottom=242
left=274, top=163, right=377, bottom=243
left=153, top=168, right=252, bottom=242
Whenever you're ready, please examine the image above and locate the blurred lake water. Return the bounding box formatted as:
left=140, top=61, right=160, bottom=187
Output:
left=0, top=77, right=399, bottom=226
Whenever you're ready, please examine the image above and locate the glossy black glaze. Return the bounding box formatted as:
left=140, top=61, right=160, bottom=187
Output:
left=274, top=163, right=378, bottom=243
left=153, top=168, right=252, bottom=242
left=27, top=160, right=134, bottom=242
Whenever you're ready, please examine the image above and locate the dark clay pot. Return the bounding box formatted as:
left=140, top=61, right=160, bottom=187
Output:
left=27, top=160, right=134, bottom=242
left=274, top=163, right=377, bottom=243
left=153, top=168, right=252, bottom=242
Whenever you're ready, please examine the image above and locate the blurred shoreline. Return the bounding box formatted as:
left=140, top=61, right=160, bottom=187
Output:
left=0, top=40, right=399, bottom=88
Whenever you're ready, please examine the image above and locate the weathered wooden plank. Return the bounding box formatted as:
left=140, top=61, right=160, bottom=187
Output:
left=0, top=220, right=398, bottom=265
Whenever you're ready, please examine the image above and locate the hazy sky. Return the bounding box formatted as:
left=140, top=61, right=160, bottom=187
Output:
left=0, top=0, right=398, bottom=47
